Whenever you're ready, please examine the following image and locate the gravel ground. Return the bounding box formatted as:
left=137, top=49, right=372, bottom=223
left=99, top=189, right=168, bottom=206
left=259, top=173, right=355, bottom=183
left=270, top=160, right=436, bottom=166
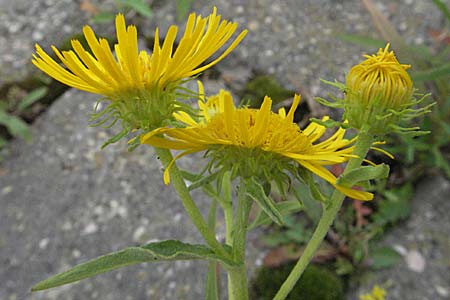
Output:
left=1, top=0, right=449, bottom=299
left=0, top=0, right=115, bottom=85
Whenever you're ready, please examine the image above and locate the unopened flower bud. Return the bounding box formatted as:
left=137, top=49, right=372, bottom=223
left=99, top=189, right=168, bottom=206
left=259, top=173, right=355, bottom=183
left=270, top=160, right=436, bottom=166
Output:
left=344, top=44, right=413, bottom=134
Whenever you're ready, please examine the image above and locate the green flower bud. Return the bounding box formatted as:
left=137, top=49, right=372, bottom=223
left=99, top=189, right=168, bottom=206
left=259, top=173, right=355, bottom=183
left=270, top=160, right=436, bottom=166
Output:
left=344, top=44, right=413, bottom=135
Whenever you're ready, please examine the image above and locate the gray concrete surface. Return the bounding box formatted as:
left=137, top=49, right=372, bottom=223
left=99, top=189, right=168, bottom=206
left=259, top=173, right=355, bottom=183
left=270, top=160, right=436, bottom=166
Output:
left=1, top=0, right=449, bottom=299
left=0, top=0, right=114, bottom=85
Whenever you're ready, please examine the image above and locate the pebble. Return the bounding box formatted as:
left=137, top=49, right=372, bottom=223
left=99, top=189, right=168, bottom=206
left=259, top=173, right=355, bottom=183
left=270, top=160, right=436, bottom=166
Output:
left=168, top=281, right=176, bottom=290
left=81, top=222, right=99, bottom=235
left=1, top=186, right=13, bottom=195
left=61, top=220, right=73, bottom=231
left=248, top=20, right=259, bottom=31
left=132, top=226, right=147, bottom=243
left=38, top=237, right=49, bottom=249
left=72, top=248, right=81, bottom=258
left=405, top=250, right=426, bottom=273
left=173, top=213, right=182, bottom=222
left=393, top=244, right=408, bottom=256
left=435, top=285, right=449, bottom=297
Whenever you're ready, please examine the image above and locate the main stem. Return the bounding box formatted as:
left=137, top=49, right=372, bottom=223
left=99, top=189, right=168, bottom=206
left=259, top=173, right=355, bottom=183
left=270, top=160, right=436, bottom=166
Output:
left=227, top=182, right=251, bottom=300
left=273, top=128, right=374, bottom=300
left=154, top=147, right=231, bottom=261
left=223, top=201, right=235, bottom=300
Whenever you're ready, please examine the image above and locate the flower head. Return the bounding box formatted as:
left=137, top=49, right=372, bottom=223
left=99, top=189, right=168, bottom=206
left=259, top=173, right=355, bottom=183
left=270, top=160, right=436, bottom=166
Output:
left=142, top=87, right=373, bottom=200
left=359, top=285, right=387, bottom=300
left=33, top=8, right=247, bottom=97
left=32, top=8, right=247, bottom=136
left=344, top=44, right=414, bottom=134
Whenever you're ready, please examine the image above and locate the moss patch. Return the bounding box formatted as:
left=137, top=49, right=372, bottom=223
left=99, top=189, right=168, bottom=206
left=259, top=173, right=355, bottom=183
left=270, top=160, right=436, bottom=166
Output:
left=240, top=75, right=295, bottom=107
left=251, top=263, right=344, bottom=300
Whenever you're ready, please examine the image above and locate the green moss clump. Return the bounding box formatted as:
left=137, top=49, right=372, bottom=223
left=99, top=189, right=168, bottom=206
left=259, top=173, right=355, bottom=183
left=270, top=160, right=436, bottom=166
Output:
left=240, top=75, right=294, bottom=108
left=250, top=263, right=344, bottom=300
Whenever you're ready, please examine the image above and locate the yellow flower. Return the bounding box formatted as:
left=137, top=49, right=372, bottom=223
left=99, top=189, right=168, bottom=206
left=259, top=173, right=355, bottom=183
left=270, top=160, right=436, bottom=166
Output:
left=32, top=7, right=247, bottom=97
left=32, top=8, right=247, bottom=138
left=359, top=285, right=387, bottom=300
left=142, top=87, right=373, bottom=200
left=345, top=44, right=414, bottom=134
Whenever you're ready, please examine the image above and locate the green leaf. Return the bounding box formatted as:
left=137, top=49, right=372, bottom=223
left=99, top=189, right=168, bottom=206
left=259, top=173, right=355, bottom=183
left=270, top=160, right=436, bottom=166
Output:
left=249, top=200, right=303, bottom=230
left=352, top=244, right=365, bottom=264
left=221, top=171, right=233, bottom=206
left=119, top=0, right=152, bottom=18
left=0, top=136, right=6, bottom=148
left=100, top=126, right=129, bottom=149
left=335, top=257, right=354, bottom=275
left=298, top=169, right=328, bottom=203
left=179, top=170, right=202, bottom=182
left=293, top=181, right=322, bottom=225
left=432, top=0, right=450, bottom=23
left=404, top=45, right=434, bottom=61
left=18, top=87, right=48, bottom=111
left=319, top=79, right=347, bottom=91
left=176, top=0, right=193, bottom=21
left=32, top=240, right=232, bottom=291
left=246, top=177, right=283, bottom=226
left=336, top=164, right=390, bottom=187
left=310, top=117, right=344, bottom=129
left=285, top=226, right=310, bottom=244
left=373, top=184, right=412, bottom=225
left=338, top=34, right=385, bottom=49
left=0, top=110, right=31, bottom=141
left=92, top=12, right=116, bottom=24
left=412, top=63, right=450, bottom=82
left=370, top=246, right=401, bottom=269
left=261, top=232, right=290, bottom=247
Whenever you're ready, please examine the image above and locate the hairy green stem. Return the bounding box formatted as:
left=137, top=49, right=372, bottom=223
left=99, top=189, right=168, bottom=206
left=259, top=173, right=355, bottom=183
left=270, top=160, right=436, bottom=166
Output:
left=223, top=201, right=235, bottom=300
left=154, top=147, right=231, bottom=261
left=273, top=128, right=374, bottom=300
left=205, top=199, right=220, bottom=300
left=228, top=265, right=249, bottom=300
left=227, top=182, right=251, bottom=300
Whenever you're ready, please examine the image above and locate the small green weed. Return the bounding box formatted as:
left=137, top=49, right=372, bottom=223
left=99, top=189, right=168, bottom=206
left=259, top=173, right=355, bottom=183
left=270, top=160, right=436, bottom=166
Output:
left=0, top=86, right=48, bottom=148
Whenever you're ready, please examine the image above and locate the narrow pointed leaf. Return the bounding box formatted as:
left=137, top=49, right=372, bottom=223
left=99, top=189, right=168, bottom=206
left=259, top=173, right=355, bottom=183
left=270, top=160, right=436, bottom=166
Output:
left=32, top=240, right=232, bottom=292
left=412, top=63, right=450, bottom=82
left=221, top=171, right=233, bottom=206
left=432, top=0, right=450, bottom=22
left=18, top=87, right=48, bottom=111
left=0, top=110, right=31, bottom=141
left=119, top=0, right=152, bottom=18
left=246, top=178, right=283, bottom=226
left=338, top=34, right=385, bottom=49
left=336, top=164, right=389, bottom=187
left=249, top=200, right=303, bottom=230
left=100, top=127, right=129, bottom=149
